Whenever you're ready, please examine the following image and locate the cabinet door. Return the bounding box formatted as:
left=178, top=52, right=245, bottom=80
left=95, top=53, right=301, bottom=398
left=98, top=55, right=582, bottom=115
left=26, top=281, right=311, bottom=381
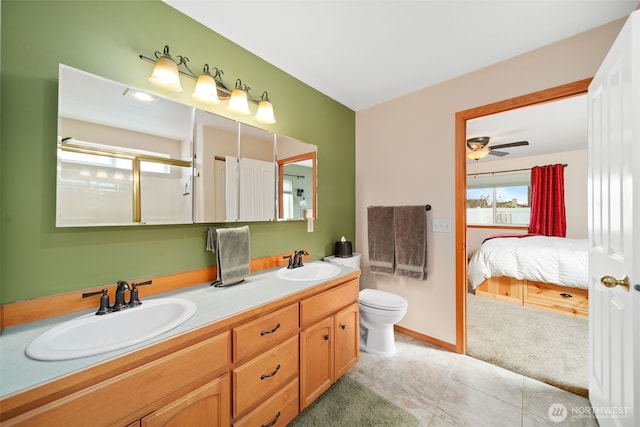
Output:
left=141, top=375, right=230, bottom=427
left=334, top=302, right=360, bottom=379
left=299, top=316, right=334, bottom=410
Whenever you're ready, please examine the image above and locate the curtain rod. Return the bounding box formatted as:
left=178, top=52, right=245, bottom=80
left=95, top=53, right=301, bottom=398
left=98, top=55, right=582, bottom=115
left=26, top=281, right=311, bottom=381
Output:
left=467, top=163, right=568, bottom=177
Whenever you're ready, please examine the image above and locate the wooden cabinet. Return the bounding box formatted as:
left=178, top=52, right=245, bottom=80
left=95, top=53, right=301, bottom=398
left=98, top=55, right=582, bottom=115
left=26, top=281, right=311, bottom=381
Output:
left=300, top=316, right=335, bottom=408
left=141, top=375, right=230, bottom=427
left=3, top=332, right=230, bottom=427
left=0, top=272, right=361, bottom=427
left=299, top=280, right=360, bottom=411
left=334, top=302, right=360, bottom=379
left=232, top=303, right=300, bottom=426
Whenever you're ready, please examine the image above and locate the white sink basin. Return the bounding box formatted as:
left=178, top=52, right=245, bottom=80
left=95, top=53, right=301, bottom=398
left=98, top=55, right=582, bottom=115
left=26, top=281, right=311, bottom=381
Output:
left=276, top=261, right=341, bottom=282
left=26, top=297, right=197, bottom=361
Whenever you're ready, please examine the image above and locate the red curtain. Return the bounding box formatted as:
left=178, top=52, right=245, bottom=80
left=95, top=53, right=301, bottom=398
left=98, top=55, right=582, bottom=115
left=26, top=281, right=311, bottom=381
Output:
left=528, top=164, right=566, bottom=237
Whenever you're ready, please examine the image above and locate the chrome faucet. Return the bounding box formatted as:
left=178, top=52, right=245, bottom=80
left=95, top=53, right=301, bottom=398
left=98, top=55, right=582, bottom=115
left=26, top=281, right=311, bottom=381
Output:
left=112, top=280, right=130, bottom=312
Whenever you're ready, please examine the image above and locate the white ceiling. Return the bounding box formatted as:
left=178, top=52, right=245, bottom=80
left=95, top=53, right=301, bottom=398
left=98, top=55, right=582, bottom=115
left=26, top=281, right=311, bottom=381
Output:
left=163, top=0, right=638, bottom=111
left=466, top=94, right=588, bottom=162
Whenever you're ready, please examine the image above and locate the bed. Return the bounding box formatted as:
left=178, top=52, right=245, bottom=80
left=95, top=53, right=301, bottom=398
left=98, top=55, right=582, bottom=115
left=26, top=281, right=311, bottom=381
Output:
left=468, top=234, right=589, bottom=316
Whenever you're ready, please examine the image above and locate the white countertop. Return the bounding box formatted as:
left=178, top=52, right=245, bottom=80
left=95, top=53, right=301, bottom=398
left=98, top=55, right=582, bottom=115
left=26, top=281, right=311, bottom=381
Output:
left=0, top=264, right=358, bottom=398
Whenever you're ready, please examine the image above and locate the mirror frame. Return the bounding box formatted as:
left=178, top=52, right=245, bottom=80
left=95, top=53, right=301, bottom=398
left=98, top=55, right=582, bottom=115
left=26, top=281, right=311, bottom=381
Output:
left=277, top=151, right=317, bottom=220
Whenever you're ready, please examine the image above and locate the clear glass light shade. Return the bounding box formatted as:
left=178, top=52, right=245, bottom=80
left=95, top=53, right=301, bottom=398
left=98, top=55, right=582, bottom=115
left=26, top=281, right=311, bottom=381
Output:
left=255, top=100, right=276, bottom=124
left=192, top=73, right=220, bottom=104
left=148, top=56, right=182, bottom=92
left=228, top=88, right=251, bottom=115
left=466, top=148, right=491, bottom=160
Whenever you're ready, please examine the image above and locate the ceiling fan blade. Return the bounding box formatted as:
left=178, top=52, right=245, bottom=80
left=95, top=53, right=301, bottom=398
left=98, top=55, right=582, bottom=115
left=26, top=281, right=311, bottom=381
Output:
left=489, top=140, right=529, bottom=150
left=489, top=150, right=509, bottom=157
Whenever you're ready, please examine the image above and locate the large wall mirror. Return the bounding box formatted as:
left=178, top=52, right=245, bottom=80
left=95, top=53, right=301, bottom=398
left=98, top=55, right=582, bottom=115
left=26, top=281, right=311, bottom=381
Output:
left=277, top=135, right=317, bottom=220
left=57, top=65, right=315, bottom=226
left=57, top=65, right=194, bottom=226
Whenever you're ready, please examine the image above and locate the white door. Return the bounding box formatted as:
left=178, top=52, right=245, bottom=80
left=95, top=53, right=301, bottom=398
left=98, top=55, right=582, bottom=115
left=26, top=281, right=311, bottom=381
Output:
left=238, top=157, right=276, bottom=221
left=588, top=10, right=638, bottom=427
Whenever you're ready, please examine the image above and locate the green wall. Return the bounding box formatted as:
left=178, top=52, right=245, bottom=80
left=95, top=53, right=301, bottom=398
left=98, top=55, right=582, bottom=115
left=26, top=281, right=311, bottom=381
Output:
left=0, top=0, right=355, bottom=303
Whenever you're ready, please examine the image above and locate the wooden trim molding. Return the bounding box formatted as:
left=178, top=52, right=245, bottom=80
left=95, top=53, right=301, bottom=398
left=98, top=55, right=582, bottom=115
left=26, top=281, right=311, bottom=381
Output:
left=454, top=78, right=592, bottom=354
left=1, top=251, right=308, bottom=329
left=394, top=325, right=457, bottom=353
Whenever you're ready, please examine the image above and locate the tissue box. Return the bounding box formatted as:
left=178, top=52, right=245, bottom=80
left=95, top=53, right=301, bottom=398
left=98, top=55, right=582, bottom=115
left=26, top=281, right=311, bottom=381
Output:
left=334, top=241, right=353, bottom=258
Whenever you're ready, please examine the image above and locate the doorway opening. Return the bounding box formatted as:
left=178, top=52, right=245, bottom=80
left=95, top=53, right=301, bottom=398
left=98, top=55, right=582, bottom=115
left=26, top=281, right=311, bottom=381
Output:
left=454, top=79, right=592, bottom=393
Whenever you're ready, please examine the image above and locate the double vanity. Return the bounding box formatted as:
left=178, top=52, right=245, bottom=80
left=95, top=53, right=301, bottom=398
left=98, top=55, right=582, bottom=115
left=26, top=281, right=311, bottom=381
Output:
left=0, top=263, right=360, bottom=426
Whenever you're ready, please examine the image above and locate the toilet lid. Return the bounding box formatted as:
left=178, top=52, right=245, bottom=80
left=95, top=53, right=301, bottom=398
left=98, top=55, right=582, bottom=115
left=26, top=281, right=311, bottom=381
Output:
left=359, top=289, right=408, bottom=310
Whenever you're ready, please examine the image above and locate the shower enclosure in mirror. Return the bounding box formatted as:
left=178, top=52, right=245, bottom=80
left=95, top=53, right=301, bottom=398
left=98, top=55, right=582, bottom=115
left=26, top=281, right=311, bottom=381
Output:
left=57, top=65, right=194, bottom=226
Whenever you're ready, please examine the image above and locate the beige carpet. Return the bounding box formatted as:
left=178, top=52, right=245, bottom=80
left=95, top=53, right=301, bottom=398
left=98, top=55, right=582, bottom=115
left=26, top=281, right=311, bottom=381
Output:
left=466, top=293, right=589, bottom=397
left=289, top=376, right=419, bottom=426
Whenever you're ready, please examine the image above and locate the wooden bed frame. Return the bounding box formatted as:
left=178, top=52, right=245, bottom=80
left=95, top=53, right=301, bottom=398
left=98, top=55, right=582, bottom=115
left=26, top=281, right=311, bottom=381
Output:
left=474, top=276, right=588, bottom=317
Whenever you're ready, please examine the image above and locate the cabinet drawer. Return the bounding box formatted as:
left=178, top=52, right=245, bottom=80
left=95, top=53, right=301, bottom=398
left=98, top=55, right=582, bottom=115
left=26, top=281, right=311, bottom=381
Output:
left=233, top=379, right=299, bottom=427
left=300, top=279, right=359, bottom=328
left=524, top=281, right=588, bottom=316
left=233, top=303, right=298, bottom=361
left=6, top=332, right=230, bottom=426
left=233, top=335, right=299, bottom=418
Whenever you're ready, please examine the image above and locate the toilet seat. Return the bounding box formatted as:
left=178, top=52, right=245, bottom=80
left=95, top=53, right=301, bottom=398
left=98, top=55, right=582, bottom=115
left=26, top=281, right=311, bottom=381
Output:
left=359, top=289, right=408, bottom=311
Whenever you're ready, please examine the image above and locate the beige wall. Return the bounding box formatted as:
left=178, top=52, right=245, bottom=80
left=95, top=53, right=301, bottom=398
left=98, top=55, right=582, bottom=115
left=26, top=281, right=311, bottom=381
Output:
left=355, top=19, right=625, bottom=345
left=466, top=148, right=588, bottom=255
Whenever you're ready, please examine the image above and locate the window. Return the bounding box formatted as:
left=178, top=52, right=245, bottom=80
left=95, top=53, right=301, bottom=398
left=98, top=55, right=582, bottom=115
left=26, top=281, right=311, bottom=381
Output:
left=467, top=172, right=530, bottom=226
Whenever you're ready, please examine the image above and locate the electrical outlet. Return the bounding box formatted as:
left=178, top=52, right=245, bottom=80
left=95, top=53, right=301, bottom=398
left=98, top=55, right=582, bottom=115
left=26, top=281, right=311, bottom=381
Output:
left=307, top=218, right=314, bottom=232
left=432, top=219, right=452, bottom=233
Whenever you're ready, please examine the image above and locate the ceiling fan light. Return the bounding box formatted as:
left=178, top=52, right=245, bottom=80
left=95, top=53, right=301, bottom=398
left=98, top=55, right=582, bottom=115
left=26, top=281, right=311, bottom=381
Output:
left=467, top=136, right=490, bottom=150
left=466, top=147, right=491, bottom=160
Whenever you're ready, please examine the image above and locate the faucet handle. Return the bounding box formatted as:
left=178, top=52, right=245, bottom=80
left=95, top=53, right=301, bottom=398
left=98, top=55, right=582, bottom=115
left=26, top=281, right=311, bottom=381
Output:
left=82, top=289, right=110, bottom=315
left=283, top=254, right=294, bottom=269
left=129, top=280, right=152, bottom=307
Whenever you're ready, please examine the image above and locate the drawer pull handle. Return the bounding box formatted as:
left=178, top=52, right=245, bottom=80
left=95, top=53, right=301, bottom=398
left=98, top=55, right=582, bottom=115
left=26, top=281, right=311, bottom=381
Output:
left=261, top=323, right=281, bottom=336
left=324, top=334, right=329, bottom=341
left=261, top=364, right=281, bottom=380
left=560, top=293, right=573, bottom=298
left=261, top=411, right=281, bottom=427
left=340, top=324, right=346, bottom=330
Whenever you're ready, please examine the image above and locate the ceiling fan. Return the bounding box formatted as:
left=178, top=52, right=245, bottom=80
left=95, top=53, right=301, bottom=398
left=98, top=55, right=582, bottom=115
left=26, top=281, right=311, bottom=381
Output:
left=466, top=136, right=529, bottom=160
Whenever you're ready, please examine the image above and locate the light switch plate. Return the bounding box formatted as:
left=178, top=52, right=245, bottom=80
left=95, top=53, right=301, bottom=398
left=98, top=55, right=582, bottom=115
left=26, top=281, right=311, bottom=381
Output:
left=432, top=219, right=452, bottom=233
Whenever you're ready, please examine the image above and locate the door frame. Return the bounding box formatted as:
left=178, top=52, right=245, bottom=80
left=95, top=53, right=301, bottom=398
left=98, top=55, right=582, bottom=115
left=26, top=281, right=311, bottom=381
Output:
left=454, top=78, right=592, bottom=353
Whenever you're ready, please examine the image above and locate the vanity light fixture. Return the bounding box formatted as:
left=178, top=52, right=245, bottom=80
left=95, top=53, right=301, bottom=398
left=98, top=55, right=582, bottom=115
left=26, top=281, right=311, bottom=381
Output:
left=255, top=91, right=276, bottom=124
left=140, top=44, right=276, bottom=124
left=192, top=64, right=221, bottom=105
left=228, top=79, right=251, bottom=115
left=147, top=45, right=183, bottom=92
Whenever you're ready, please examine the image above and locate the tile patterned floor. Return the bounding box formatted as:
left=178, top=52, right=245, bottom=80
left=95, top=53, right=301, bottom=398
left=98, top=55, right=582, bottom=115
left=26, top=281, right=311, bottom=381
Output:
left=346, top=333, right=599, bottom=427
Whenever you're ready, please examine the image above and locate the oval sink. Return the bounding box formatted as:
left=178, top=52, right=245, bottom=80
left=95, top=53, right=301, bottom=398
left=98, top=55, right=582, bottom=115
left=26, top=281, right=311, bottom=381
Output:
left=26, top=297, right=197, bottom=361
left=276, top=261, right=341, bottom=282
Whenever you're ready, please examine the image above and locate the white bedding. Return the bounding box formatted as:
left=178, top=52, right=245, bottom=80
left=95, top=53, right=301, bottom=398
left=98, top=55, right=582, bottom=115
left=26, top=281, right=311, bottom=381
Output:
left=467, top=236, right=588, bottom=290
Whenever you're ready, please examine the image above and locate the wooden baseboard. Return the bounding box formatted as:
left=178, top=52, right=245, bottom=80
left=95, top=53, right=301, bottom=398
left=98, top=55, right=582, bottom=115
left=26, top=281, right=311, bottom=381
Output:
left=1, top=251, right=307, bottom=329
left=394, top=325, right=457, bottom=353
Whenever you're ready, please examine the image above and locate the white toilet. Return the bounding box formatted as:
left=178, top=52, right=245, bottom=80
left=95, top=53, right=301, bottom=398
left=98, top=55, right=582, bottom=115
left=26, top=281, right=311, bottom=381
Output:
left=358, top=289, right=408, bottom=356
left=324, top=253, right=408, bottom=356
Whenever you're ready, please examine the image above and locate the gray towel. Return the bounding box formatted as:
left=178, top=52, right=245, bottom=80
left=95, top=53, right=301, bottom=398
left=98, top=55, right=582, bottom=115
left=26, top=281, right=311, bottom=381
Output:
left=367, top=206, right=395, bottom=275
left=394, top=206, right=427, bottom=280
left=210, top=226, right=251, bottom=286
